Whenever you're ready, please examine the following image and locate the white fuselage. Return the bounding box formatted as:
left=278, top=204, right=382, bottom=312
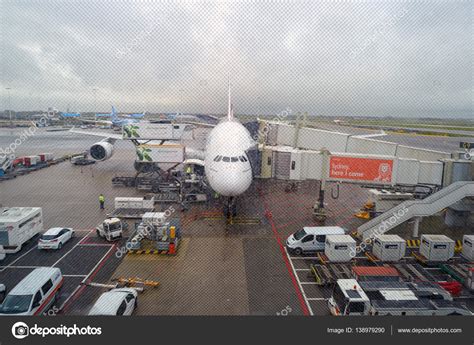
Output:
left=204, top=119, right=254, bottom=197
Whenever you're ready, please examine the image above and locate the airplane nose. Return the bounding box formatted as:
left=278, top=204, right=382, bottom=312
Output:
left=209, top=168, right=251, bottom=197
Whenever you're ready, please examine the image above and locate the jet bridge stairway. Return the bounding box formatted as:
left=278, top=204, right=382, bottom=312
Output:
left=357, top=181, right=474, bottom=240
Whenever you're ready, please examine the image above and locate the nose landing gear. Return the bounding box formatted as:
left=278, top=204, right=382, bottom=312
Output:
left=224, top=197, right=237, bottom=222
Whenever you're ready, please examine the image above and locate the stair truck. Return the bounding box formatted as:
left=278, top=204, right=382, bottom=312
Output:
left=328, top=279, right=472, bottom=316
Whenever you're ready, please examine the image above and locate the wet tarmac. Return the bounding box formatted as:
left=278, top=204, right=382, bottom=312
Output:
left=0, top=126, right=472, bottom=316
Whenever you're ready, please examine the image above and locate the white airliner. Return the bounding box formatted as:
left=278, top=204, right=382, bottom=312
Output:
left=70, top=84, right=255, bottom=218
left=203, top=84, right=255, bottom=216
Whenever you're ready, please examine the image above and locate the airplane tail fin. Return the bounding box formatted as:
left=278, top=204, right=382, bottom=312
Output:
left=227, top=81, right=234, bottom=121
left=111, top=106, right=118, bottom=120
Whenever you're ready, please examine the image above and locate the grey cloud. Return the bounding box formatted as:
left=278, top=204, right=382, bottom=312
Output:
left=1, top=0, right=471, bottom=118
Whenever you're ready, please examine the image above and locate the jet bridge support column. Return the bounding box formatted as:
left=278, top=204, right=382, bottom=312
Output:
left=313, top=150, right=330, bottom=223
left=412, top=216, right=421, bottom=238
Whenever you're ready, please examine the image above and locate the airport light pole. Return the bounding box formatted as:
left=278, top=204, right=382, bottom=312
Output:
left=179, top=88, right=184, bottom=117
left=5, top=88, right=12, bottom=127
left=93, top=88, right=98, bottom=121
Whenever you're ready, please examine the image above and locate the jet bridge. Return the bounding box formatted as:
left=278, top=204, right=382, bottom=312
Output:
left=259, top=145, right=444, bottom=186
left=259, top=120, right=452, bottom=161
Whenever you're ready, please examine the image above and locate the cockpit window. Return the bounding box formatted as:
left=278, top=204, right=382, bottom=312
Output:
left=219, top=156, right=247, bottom=163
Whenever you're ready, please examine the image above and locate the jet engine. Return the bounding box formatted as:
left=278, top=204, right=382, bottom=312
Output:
left=90, top=139, right=115, bottom=161
left=461, top=149, right=474, bottom=161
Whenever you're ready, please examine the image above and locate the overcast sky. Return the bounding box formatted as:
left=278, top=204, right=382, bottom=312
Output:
left=1, top=0, right=472, bottom=117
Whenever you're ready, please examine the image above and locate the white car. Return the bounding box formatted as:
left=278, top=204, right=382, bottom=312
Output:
left=88, top=288, right=138, bottom=316
left=38, top=227, right=74, bottom=250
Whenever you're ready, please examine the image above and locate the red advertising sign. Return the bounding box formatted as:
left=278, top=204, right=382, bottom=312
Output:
left=329, top=156, right=394, bottom=183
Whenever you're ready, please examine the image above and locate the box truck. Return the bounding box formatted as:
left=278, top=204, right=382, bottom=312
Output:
left=0, top=207, right=43, bottom=259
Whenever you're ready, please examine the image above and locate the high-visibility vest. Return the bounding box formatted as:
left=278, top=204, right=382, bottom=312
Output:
left=186, top=166, right=192, bottom=174
left=99, top=195, right=105, bottom=203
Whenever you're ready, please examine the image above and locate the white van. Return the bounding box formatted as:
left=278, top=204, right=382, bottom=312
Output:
left=286, top=226, right=346, bottom=255
left=0, top=267, right=63, bottom=315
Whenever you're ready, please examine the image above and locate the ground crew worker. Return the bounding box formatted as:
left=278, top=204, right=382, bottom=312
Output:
left=99, top=194, right=105, bottom=210
left=185, top=165, right=192, bottom=176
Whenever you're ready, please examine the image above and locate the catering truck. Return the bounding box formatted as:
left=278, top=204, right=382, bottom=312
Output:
left=328, top=279, right=472, bottom=316
left=0, top=207, right=43, bottom=260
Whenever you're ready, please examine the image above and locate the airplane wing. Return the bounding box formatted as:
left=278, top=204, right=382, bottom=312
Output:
left=79, top=119, right=113, bottom=125
left=195, top=114, right=221, bottom=124
left=180, top=121, right=216, bottom=128
left=69, top=128, right=123, bottom=140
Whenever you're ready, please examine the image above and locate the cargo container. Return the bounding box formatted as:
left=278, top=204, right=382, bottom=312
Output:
left=372, top=235, right=406, bottom=261
left=13, top=157, right=24, bottom=166
left=135, top=144, right=185, bottom=163
left=122, top=123, right=187, bottom=140
left=325, top=235, right=356, bottom=262
left=142, top=212, right=168, bottom=226
left=461, top=235, right=474, bottom=261
left=24, top=155, right=40, bottom=167
left=38, top=153, right=54, bottom=162
left=420, top=235, right=455, bottom=262
left=0, top=207, right=43, bottom=258
left=114, top=196, right=155, bottom=209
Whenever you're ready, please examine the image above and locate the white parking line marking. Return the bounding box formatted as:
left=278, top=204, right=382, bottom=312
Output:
left=306, top=297, right=326, bottom=301
left=0, top=245, right=39, bottom=272
left=300, top=282, right=319, bottom=285
left=63, top=274, right=87, bottom=278
left=0, top=265, right=42, bottom=269
left=52, top=230, right=94, bottom=267
left=295, top=268, right=311, bottom=271
left=59, top=244, right=116, bottom=312
left=284, top=247, right=314, bottom=316
left=59, top=284, right=82, bottom=311
left=288, top=256, right=320, bottom=260
left=78, top=243, right=114, bottom=247
left=81, top=244, right=115, bottom=284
